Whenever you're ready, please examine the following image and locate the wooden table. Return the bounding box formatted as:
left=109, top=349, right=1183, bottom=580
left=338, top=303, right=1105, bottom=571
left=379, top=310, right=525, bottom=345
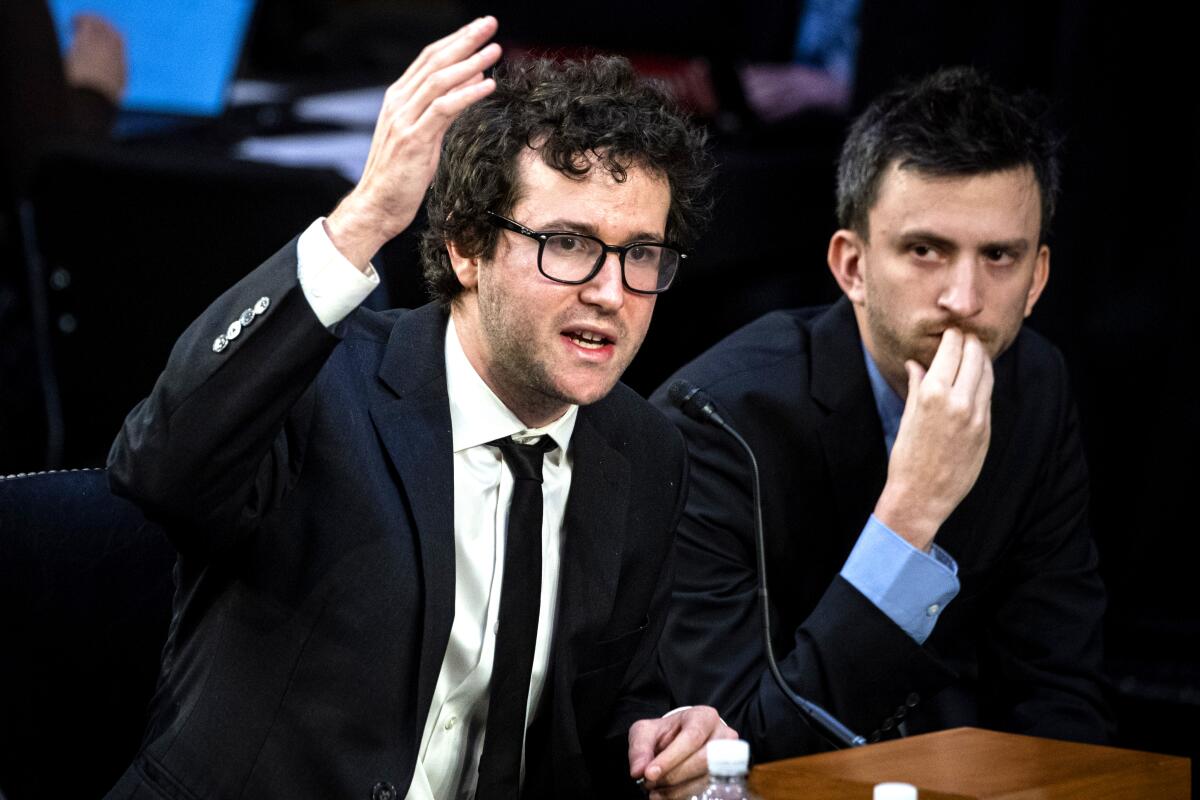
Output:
left=749, top=727, right=1190, bottom=799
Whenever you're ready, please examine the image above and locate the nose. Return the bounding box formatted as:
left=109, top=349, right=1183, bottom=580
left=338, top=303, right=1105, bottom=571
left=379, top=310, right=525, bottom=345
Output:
left=938, top=256, right=983, bottom=319
left=578, top=252, right=625, bottom=312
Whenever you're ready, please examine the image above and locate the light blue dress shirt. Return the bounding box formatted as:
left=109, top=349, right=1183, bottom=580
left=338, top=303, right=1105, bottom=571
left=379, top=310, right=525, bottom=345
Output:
left=837, top=347, right=960, bottom=643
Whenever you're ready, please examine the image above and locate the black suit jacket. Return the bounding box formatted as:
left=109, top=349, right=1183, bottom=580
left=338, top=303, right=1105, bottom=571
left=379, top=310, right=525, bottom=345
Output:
left=105, top=240, right=685, bottom=799
left=651, top=298, right=1111, bottom=760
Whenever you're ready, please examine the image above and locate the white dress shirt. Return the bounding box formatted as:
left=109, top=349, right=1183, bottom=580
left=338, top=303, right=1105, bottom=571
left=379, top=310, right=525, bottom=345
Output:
left=296, top=219, right=578, bottom=800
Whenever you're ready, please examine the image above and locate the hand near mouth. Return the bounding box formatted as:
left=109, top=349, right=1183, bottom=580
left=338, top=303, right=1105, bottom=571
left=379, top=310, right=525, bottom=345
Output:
left=874, top=327, right=994, bottom=552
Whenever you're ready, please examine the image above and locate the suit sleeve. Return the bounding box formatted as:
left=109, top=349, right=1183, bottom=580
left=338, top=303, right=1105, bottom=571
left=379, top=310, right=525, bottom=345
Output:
left=107, top=238, right=340, bottom=558
left=653, top=391, right=956, bottom=760
left=975, top=358, right=1113, bottom=743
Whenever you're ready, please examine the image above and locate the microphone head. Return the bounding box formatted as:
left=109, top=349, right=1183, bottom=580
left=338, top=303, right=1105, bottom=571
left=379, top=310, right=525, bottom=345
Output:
left=667, top=379, right=700, bottom=409
left=667, top=379, right=718, bottom=425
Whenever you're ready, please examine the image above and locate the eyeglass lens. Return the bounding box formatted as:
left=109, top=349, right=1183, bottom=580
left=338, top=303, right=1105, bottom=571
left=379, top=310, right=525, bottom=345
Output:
left=541, top=234, right=679, bottom=292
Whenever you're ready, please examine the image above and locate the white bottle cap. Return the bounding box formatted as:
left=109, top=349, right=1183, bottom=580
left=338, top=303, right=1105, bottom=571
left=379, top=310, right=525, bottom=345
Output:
left=706, top=739, right=750, bottom=776
left=874, top=782, right=917, bottom=800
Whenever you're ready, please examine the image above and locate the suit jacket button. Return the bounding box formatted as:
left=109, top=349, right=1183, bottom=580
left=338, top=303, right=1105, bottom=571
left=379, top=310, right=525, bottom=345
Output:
left=906, top=692, right=920, bottom=707
left=895, top=704, right=907, bottom=719
left=212, top=335, right=228, bottom=353
left=371, top=781, right=397, bottom=800
left=253, top=296, right=270, bottom=315
left=881, top=716, right=895, bottom=731
left=226, top=319, right=242, bottom=340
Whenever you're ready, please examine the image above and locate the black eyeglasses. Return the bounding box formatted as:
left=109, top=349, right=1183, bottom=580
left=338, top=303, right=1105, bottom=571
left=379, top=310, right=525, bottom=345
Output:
left=486, top=211, right=685, bottom=295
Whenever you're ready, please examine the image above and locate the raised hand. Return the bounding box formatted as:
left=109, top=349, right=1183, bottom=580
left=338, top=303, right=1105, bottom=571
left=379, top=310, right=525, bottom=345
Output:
left=325, top=16, right=502, bottom=270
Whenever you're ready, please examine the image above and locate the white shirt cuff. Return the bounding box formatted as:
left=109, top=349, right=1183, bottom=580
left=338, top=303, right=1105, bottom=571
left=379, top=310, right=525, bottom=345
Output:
left=296, top=217, right=380, bottom=328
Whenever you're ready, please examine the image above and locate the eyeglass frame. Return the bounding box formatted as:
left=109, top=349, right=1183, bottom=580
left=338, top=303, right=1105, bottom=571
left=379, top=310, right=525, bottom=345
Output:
left=485, top=211, right=687, bottom=295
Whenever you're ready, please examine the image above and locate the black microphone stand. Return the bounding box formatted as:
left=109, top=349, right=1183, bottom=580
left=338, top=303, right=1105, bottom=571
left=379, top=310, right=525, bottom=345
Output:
left=669, top=380, right=867, bottom=749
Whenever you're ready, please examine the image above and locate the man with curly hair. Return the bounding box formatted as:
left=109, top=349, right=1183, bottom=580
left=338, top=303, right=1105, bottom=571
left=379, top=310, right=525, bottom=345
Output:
left=106, top=18, right=730, bottom=800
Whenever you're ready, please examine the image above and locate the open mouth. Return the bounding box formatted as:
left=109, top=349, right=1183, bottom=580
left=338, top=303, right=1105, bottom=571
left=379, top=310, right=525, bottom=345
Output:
left=565, top=329, right=614, bottom=350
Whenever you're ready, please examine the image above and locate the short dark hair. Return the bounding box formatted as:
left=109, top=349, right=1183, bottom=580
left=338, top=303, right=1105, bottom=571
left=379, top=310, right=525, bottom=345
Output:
left=836, top=66, right=1061, bottom=242
left=419, top=55, right=712, bottom=305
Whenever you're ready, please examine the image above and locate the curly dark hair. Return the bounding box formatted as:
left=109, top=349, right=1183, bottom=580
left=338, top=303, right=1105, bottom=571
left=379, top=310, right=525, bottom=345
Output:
left=837, top=66, right=1061, bottom=242
left=419, top=55, right=712, bottom=305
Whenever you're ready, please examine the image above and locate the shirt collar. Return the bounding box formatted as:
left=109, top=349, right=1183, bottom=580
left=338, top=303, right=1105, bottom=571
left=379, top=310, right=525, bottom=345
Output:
left=444, top=316, right=578, bottom=458
left=861, top=342, right=904, bottom=454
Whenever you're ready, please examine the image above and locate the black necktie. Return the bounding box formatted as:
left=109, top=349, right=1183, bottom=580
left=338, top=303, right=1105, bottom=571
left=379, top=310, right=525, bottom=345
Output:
left=475, top=435, right=557, bottom=800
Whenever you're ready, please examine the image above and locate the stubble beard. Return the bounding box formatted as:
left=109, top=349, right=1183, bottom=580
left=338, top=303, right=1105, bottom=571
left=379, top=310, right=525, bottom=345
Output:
left=475, top=284, right=637, bottom=425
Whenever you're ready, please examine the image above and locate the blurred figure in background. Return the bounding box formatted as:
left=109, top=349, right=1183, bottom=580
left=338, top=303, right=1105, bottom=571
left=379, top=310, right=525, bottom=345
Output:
left=0, top=0, right=126, bottom=473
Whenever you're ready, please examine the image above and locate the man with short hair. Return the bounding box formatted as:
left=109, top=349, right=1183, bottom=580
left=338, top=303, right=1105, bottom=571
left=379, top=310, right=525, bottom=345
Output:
left=106, top=18, right=731, bottom=799
left=653, top=67, right=1112, bottom=758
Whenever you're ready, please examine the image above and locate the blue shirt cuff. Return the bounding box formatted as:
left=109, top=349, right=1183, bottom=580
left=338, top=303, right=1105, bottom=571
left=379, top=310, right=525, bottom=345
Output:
left=839, top=515, right=961, bottom=644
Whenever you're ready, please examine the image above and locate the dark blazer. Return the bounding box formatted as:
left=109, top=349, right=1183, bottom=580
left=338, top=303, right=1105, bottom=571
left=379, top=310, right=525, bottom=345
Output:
left=651, top=298, right=1111, bottom=761
left=105, top=240, right=686, bottom=800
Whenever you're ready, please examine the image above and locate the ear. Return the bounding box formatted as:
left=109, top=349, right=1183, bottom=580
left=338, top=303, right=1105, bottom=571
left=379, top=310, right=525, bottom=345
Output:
left=827, top=229, right=868, bottom=305
left=1023, top=244, right=1051, bottom=317
left=446, top=239, right=479, bottom=291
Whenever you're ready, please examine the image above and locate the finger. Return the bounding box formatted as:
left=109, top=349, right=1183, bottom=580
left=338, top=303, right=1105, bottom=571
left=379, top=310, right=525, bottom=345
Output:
left=643, top=714, right=713, bottom=783
left=409, top=76, right=497, bottom=139
left=391, top=17, right=499, bottom=107
left=925, top=327, right=964, bottom=386
left=628, top=718, right=674, bottom=777
left=660, top=721, right=737, bottom=785
left=951, top=333, right=986, bottom=397
left=973, top=352, right=994, bottom=426
left=899, top=359, right=925, bottom=417
left=396, top=16, right=494, bottom=84
left=393, top=42, right=501, bottom=129
left=658, top=747, right=709, bottom=787
left=362, top=72, right=494, bottom=178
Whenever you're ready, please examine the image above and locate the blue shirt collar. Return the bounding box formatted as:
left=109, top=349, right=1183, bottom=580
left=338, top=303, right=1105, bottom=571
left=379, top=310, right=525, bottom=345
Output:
left=861, top=343, right=904, bottom=454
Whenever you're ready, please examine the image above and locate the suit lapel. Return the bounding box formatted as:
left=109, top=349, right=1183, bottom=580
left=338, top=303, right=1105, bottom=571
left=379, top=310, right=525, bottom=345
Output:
left=810, top=299, right=890, bottom=546
left=367, top=303, right=456, bottom=728
left=555, top=411, right=630, bottom=655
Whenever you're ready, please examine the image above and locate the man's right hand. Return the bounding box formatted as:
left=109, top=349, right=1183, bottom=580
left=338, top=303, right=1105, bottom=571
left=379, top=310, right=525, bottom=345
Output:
left=874, top=328, right=993, bottom=552
left=325, top=16, right=502, bottom=271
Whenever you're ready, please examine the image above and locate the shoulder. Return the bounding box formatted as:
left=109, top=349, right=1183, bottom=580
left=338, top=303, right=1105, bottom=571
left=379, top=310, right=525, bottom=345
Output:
left=1000, top=325, right=1075, bottom=408
left=586, top=381, right=686, bottom=466
left=324, top=303, right=443, bottom=376
left=651, top=305, right=833, bottom=415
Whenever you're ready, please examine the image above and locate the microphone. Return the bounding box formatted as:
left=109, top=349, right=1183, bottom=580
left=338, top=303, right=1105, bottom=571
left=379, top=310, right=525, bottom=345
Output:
left=668, top=379, right=868, bottom=749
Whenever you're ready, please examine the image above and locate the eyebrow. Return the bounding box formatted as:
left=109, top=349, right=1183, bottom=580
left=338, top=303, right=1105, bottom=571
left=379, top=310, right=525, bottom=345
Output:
left=979, top=238, right=1032, bottom=256
left=535, top=217, right=665, bottom=243
left=895, top=229, right=1032, bottom=255
left=894, top=230, right=957, bottom=251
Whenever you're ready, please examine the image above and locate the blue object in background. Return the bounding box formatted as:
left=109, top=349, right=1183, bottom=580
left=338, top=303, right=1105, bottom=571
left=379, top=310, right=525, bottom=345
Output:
left=48, top=0, right=256, bottom=116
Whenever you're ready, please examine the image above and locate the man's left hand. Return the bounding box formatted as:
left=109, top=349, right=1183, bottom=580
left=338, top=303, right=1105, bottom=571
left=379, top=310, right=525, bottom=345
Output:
left=628, top=706, right=737, bottom=794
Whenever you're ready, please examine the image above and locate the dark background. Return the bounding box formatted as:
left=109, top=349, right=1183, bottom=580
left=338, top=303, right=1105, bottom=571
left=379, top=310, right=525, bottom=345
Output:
left=1, top=0, right=1196, bottom=794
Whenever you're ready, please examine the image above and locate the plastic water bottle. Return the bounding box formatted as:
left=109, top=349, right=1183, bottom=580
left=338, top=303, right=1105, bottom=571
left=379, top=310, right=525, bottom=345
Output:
left=695, top=739, right=761, bottom=800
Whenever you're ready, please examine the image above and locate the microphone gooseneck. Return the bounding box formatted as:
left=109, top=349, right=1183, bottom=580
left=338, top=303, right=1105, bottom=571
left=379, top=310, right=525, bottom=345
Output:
left=668, top=379, right=867, bottom=749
